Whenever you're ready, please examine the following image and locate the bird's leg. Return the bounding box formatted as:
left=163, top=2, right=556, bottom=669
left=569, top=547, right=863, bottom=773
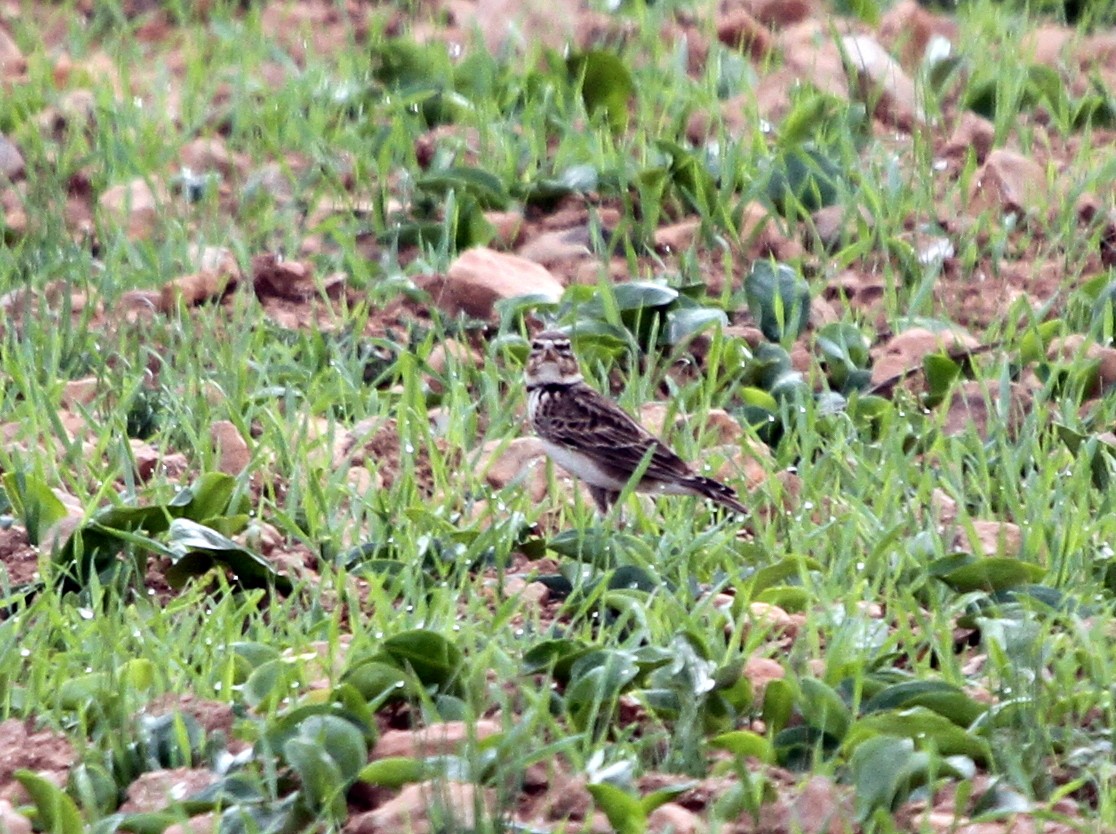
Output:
left=587, top=485, right=619, bottom=515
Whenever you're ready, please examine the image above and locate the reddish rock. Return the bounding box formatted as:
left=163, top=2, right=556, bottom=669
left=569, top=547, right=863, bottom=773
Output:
left=648, top=803, right=704, bottom=834
left=425, top=339, right=482, bottom=394
left=878, top=0, right=957, bottom=69
left=350, top=780, right=494, bottom=834
left=210, top=421, right=250, bottom=475
left=654, top=218, right=702, bottom=254
left=480, top=437, right=548, bottom=490
left=371, top=720, right=502, bottom=760
left=0, top=800, right=30, bottom=834
left=870, top=326, right=979, bottom=386
left=431, top=247, right=564, bottom=320
left=0, top=25, right=25, bottom=79
left=180, top=137, right=236, bottom=179
left=747, top=0, right=815, bottom=28
left=954, top=521, right=1023, bottom=558
left=842, top=34, right=925, bottom=128
left=944, top=111, right=995, bottom=163
left=99, top=178, right=168, bottom=241
left=0, top=135, right=23, bottom=180
left=119, top=769, right=220, bottom=814
left=969, top=149, right=1049, bottom=216
left=716, top=9, right=773, bottom=58
left=160, top=271, right=236, bottom=312
left=1020, top=24, right=1073, bottom=66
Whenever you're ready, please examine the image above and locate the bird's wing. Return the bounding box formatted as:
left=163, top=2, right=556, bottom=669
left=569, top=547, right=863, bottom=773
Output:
left=539, top=384, right=697, bottom=484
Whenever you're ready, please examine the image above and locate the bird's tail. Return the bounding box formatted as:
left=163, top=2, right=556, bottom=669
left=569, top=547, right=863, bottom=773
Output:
left=691, top=476, right=749, bottom=516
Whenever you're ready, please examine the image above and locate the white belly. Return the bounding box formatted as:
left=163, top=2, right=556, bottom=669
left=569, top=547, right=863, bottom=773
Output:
left=540, top=440, right=627, bottom=491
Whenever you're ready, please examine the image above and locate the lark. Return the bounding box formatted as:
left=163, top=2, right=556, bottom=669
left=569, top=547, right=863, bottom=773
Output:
left=525, top=330, right=748, bottom=516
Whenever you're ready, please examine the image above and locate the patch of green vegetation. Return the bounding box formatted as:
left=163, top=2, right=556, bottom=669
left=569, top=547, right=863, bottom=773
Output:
left=1, top=0, right=1116, bottom=830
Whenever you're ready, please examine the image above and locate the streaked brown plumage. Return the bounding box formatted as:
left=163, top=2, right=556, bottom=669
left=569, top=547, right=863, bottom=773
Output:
left=524, top=330, right=748, bottom=516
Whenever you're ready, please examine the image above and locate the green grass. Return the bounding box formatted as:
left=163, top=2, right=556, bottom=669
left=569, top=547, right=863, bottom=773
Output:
left=2, top=0, right=1116, bottom=831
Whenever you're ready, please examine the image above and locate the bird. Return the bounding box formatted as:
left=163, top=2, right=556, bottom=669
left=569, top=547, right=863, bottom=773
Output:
left=524, top=329, right=749, bottom=517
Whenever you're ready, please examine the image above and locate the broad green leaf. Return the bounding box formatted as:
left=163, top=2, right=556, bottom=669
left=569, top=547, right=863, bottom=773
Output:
left=172, top=472, right=240, bottom=522
left=764, top=146, right=845, bottom=215
left=283, top=737, right=347, bottom=818
left=57, top=671, right=113, bottom=710
left=744, top=261, right=811, bottom=342
left=122, top=658, right=156, bottom=691
left=743, top=555, right=822, bottom=598
left=3, top=472, right=69, bottom=546
left=69, top=762, right=117, bottom=816
left=100, top=812, right=181, bottom=834
left=845, top=707, right=991, bottom=764
left=359, top=757, right=427, bottom=788
left=569, top=650, right=640, bottom=692
left=379, top=629, right=464, bottom=692
left=522, top=639, right=592, bottom=682
left=710, top=730, right=774, bottom=763
left=587, top=783, right=645, bottom=834
left=739, top=387, right=778, bottom=412
left=243, top=659, right=297, bottom=711
left=417, top=166, right=510, bottom=209
left=640, top=784, right=695, bottom=815
left=923, top=353, right=961, bottom=400
left=863, top=681, right=986, bottom=727
left=754, top=586, right=809, bottom=612
left=295, top=715, right=368, bottom=784
left=343, top=660, right=411, bottom=704
left=799, top=678, right=851, bottom=740
left=665, top=307, right=727, bottom=345
left=935, top=557, right=1045, bottom=593
left=141, top=712, right=202, bottom=769
left=15, top=769, right=84, bottom=834
left=850, top=735, right=916, bottom=820
left=567, top=50, right=635, bottom=133
left=165, top=518, right=291, bottom=592
left=761, top=678, right=795, bottom=735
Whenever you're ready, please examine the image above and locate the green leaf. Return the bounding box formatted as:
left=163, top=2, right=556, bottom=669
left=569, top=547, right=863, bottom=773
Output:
left=587, top=783, right=646, bottom=834
left=3, top=472, right=69, bottom=546
left=283, top=736, right=347, bottom=818
left=57, top=671, right=114, bottom=710
left=850, top=735, right=917, bottom=820
left=744, top=261, right=811, bottom=342
left=165, top=518, right=291, bottom=592
left=343, top=660, right=411, bottom=704
left=566, top=650, right=641, bottom=730
left=243, top=659, right=297, bottom=711
left=845, top=707, right=991, bottom=764
left=567, top=50, right=635, bottom=133
left=358, top=757, right=428, bottom=788
left=379, top=629, right=464, bottom=692
left=743, top=555, right=822, bottom=598
left=710, top=730, right=775, bottom=763
left=934, top=557, right=1045, bottom=593
left=417, top=166, right=510, bottom=209
left=665, top=307, right=728, bottom=346
left=863, top=680, right=986, bottom=727
left=640, top=784, right=694, bottom=815
left=764, top=146, right=844, bottom=215
left=739, top=387, right=779, bottom=413
left=523, top=638, right=593, bottom=682
left=294, top=715, right=369, bottom=784
left=923, top=353, right=961, bottom=401
left=172, top=472, right=240, bottom=522
left=761, top=678, right=795, bottom=735
left=799, top=678, right=851, bottom=740
left=15, top=769, right=85, bottom=834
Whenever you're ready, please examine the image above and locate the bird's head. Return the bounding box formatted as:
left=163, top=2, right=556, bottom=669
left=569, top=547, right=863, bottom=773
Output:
left=525, top=330, right=583, bottom=387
